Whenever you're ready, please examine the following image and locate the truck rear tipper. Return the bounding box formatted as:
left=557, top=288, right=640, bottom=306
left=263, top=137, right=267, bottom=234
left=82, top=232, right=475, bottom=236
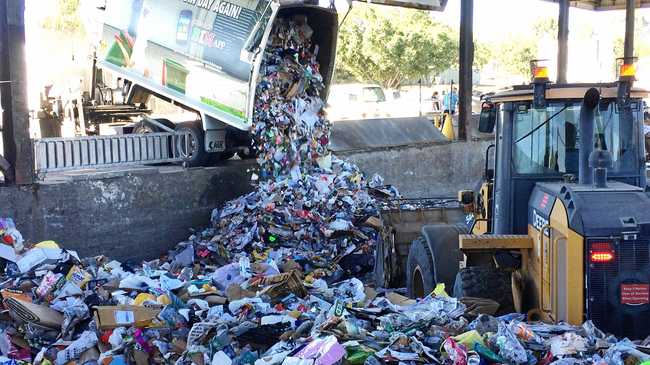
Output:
left=65, top=0, right=443, bottom=166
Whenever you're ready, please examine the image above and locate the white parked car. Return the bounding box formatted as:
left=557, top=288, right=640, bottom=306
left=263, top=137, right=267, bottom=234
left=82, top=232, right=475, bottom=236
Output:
left=326, top=84, right=392, bottom=121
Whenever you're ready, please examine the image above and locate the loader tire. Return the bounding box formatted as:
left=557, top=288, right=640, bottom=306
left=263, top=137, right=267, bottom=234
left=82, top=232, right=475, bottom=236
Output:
left=453, top=266, right=515, bottom=315
left=406, top=237, right=435, bottom=298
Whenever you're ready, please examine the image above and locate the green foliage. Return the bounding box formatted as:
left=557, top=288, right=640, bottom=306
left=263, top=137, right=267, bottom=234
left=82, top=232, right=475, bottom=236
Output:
left=42, top=0, right=84, bottom=34
left=533, top=17, right=558, bottom=38
left=473, top=42, right=491, bottom=70
left=335, top=4, right=457, bottom=89
left=495, top=38, right=537, bottom=78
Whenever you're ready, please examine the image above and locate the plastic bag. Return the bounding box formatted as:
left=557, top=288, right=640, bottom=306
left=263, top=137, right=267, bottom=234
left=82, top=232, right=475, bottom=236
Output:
left=493, top=322, right=528, bottom=364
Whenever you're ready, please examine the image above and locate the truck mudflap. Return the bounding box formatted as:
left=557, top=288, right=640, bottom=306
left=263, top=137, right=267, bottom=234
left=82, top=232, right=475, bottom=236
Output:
left=205, top=130, right=227, bottom=152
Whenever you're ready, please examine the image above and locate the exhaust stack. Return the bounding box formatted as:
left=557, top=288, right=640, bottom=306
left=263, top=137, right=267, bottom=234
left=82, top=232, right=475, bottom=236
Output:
left=589, top=150, right=613, bottom=188
left=579, top=88, right=600, bottom=185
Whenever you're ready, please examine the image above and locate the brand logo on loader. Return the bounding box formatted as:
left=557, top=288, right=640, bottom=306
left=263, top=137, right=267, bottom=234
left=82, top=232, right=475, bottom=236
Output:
left=532, top=209, right=549, bottom=235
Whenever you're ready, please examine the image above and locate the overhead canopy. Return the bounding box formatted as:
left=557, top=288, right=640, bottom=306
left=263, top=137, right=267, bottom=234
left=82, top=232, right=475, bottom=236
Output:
left=354, top=0, right=447, bottom=11
left=542, top=0, right=650, bottom=10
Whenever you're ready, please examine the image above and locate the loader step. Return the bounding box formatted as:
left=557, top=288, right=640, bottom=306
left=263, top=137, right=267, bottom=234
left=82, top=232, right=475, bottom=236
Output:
left=459, top=234, right=533, bottom=250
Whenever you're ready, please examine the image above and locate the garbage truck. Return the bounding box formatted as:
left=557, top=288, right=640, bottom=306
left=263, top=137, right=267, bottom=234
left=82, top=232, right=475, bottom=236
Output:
left=65, top=0, right=446, bottom=166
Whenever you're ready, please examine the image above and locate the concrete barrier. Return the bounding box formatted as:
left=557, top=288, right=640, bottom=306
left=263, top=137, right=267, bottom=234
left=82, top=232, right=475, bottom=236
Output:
left=0, top=138, right=491, bottom=261
left=330, top=117, right=446, bottom=151
left=340, top=139, right=492, bottom=198
left=0, top=163, right=254, bottom=261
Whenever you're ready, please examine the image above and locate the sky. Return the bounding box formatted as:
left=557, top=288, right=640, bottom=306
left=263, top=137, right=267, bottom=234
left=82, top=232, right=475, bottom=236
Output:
left=432, top=0, right=650, bottom=44
left=22, top=0, right=650, bottom=89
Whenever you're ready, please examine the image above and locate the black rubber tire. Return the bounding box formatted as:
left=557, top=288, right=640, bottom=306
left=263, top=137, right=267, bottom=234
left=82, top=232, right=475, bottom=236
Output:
left=175, top=121, right=206, bottom=167
left=421, top=224, right=467, bottom=291
left=453, top=266, right=515, bottom=315
left=406, top=237, right=436, bottom=298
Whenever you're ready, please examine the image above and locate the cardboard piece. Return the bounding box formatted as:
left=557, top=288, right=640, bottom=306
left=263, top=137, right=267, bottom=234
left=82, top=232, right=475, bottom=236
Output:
left=4, top=297, right=63, bottom=328
left=363, top=216, right=383, bottom=230
left=258, top=271, right=308, bottom=301
left=0, top=289, right=32, bottom=303
left=385, top=292, right=416, bottom=307
left=226, top=284, right=256, bottom=302
left=94, top=305, right=161, bottom=330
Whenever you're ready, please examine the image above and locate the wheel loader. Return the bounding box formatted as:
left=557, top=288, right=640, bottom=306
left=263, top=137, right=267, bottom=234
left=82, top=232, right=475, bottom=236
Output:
left=376, top=61, right=650, bottom=339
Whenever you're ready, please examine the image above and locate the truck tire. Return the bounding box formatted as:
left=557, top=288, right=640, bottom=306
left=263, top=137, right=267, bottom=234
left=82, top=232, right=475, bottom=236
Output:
left=175, top=121, right=206, bottom=167
left=453, top=266, right=515, bottom=315
left=406, top=237, right=435, bottom=298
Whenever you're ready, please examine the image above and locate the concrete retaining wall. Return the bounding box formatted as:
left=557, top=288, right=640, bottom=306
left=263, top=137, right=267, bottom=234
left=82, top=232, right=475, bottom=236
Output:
left=0, top=163, right=254, bottom=261
left=0, top=139, right=491, bottom=261
left=341, top=139, right=492, bottom=198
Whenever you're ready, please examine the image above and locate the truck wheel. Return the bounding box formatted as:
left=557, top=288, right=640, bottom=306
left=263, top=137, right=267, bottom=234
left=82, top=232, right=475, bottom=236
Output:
left=175, top=121, right=206, bottom=167
left=453, top=266, right=515, bottom=315
left=406, top=237, right=435, bottom=298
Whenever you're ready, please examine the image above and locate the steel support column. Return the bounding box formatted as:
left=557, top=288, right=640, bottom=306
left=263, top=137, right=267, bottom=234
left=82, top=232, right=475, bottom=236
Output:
left=458, top=0, right=473, bottom=141
left=557, top=0, right=569, bottom=83
left=0, top=0, right=33, bottom=184
left=624, top=0, right=635, bottom=61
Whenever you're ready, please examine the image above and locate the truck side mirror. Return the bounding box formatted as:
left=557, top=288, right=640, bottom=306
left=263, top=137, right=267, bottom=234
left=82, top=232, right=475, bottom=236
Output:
left=479, top=102, right=496, bottom=133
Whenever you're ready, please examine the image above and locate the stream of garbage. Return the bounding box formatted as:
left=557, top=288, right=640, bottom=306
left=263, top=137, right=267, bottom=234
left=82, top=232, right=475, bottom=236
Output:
left=0, top=14, right=649, bottom=365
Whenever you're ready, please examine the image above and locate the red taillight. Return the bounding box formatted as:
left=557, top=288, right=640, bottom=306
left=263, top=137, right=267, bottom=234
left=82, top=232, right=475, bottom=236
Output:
left=590, top=242, right=615, bottom=263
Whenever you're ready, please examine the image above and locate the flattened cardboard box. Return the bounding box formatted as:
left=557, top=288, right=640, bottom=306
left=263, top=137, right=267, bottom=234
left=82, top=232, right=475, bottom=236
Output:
left=94, top=305, right=161, bottom=330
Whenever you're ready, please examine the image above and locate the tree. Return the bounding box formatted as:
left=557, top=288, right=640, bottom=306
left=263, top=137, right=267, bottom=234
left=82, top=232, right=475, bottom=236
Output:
left=335, top=4, right=457, bottom=89
left=473, top=42, right=491, bottom=71
left=42, top=0, right=84, bottom=34
left=533, top=17, right=558, bottom=38
left=495, top=38, right=537, bottom=78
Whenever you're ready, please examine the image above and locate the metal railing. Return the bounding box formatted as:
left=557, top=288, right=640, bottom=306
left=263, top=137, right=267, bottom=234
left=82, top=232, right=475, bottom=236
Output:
left=34, top=131, right=190, bottom=174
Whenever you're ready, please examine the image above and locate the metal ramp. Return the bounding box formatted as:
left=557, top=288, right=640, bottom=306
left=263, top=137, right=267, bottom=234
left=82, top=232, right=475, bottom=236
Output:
left=34, top=131, right=191, bottom=175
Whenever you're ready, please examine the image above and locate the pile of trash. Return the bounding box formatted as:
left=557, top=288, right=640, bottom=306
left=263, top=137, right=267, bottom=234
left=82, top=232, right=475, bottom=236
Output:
left=0, top=12, right=649, bottom=365
left=1, top=217, right=650, bottom=365
left=252, top=14, right=331, bottom=179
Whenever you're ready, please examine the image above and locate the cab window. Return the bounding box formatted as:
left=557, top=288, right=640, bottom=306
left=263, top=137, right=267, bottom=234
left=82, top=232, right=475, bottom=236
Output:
left=512, top=100, right=637, bottom=175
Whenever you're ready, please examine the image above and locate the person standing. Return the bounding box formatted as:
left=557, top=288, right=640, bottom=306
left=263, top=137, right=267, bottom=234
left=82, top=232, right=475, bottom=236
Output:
left=443, top=86, right=458, bottom=115
left=431, top=91, right=441, bottom=111
left=431, top=91, right=442, bottom=128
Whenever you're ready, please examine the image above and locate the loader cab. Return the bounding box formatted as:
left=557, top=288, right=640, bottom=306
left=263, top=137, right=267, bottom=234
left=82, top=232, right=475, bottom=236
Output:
left=480, top=79, right=649, bottom=235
